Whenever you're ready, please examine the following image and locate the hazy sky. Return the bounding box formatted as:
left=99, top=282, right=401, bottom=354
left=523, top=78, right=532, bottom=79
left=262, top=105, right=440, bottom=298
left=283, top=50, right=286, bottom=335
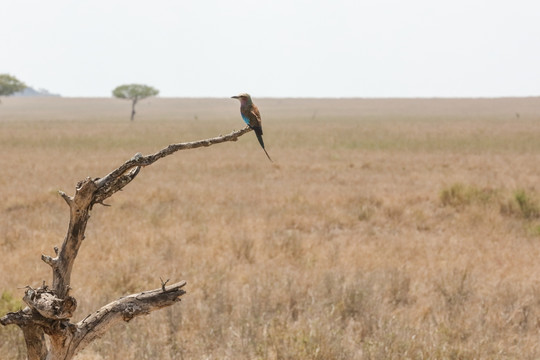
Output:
left=1, top=0, right=539, bottom=98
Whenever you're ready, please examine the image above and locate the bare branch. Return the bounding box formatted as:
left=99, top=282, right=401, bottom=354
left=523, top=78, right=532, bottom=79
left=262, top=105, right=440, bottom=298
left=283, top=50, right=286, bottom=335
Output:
left=92, top=165, right=141, bottom=206
left=94, top=126, right=252, bottom=191
left=58, top=191, right=73, bottom=207
left=69, top=281, right=187, bottom=357
left=1, top=307, right=32, bottom=327
left=160, top=277, right=170, bottom=291
left=41, top=254, right=58, bottom=268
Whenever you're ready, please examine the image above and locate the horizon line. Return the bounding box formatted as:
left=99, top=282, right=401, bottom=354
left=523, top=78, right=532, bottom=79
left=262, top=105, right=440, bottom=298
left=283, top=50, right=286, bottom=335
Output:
left=14, top=95, right=540, bottom=100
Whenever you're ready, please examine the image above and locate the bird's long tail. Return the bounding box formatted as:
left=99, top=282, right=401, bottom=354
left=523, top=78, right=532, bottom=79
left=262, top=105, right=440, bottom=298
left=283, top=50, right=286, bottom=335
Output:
left=253, top=127, right=273, bottom=162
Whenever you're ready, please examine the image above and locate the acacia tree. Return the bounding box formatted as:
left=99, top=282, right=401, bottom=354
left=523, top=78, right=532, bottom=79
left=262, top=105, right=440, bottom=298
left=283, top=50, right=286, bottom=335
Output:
left=112, top=84, right=159, bottom=121
left=0, top=74, right=26, bottom=103
left=0, top=126, right=252, bottom=360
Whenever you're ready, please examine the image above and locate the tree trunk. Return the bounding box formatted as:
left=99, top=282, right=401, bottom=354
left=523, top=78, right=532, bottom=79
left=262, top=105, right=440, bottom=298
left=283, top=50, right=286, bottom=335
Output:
left=130, top=97, right=138, bottom=121
left=1, top=126, right=252, bottom=359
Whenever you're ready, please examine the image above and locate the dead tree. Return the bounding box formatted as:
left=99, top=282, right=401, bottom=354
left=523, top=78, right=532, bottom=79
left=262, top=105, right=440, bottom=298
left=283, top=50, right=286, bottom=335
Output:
left=0, top=126, right=252, bottom=360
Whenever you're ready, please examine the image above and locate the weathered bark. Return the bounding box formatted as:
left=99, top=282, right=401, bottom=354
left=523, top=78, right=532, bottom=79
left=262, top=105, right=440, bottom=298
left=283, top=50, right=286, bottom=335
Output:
left=22, top=285, right=77, bottom=320
left=1, top=126, right=252, bottom=360
left=1, top=308, right=48, bottom=360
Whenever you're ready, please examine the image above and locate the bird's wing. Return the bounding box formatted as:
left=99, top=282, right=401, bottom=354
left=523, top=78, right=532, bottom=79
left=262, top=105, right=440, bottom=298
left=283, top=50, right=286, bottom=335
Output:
left=248, top=105, right=263, bottom=128
left=241, top=104, right=263, bottom=132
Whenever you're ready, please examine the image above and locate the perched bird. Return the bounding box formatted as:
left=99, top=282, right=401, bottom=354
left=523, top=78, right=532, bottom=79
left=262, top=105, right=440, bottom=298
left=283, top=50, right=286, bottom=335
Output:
left=231, top=93, right=273, bottom=162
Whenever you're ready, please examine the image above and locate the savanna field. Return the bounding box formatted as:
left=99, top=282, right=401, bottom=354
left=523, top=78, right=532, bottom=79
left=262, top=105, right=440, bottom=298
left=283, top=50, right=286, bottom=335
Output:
left=2, top=96, right=540, bottom=359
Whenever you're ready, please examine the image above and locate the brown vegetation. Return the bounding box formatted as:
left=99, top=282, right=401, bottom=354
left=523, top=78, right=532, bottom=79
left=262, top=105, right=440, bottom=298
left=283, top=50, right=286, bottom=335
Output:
left=2, top=96, right=540, bottom=359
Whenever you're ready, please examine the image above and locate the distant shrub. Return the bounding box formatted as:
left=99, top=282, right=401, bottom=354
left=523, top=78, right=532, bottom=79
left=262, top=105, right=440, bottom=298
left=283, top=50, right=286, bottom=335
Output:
left=440, top=183, right=466, bottom=207
left=528, top=224, right=540, bottom=236
left=440, top=183, right=496, bottom=207
left=513, top=189, right=540, bottom=219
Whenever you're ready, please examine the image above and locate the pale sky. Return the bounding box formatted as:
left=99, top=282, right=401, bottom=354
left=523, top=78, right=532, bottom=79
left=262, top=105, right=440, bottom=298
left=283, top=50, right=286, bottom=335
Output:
left=1, top=0, right=539, bottom=98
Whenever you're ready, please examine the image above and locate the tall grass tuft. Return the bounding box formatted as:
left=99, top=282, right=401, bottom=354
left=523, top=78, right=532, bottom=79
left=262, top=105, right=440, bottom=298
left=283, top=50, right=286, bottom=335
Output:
left=440, top=183, right=497, bottom=207
left=513, top=189, right=540, bottom=219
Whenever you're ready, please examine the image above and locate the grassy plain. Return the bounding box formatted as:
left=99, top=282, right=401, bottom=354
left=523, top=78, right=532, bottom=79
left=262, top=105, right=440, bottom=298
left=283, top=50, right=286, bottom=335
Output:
left=2, top=96, right=540, bottom=359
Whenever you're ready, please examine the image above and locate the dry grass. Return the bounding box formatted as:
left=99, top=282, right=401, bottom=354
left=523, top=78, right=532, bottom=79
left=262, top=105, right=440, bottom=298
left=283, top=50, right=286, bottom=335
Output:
left=2, top=96, right=540, bottom=359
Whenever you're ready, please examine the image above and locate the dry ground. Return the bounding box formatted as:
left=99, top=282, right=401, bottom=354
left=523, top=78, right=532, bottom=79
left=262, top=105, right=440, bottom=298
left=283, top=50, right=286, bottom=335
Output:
left=2, top=96, right=540, bottom=359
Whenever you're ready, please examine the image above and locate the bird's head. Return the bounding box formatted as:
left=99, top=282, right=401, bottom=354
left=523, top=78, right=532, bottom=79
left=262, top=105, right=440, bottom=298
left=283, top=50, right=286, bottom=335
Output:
left=231, top=93, right=252, bottom=105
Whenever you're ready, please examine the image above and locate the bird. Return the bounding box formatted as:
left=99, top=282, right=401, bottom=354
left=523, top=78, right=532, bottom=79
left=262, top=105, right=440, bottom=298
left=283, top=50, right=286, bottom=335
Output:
left=231, top=93, right=273, bottom=162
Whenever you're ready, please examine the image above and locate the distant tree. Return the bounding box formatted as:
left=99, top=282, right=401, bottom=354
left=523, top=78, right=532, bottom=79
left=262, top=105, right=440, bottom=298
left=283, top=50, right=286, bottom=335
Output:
left=112, top=84, right=159, bottom=121
left=0, top=74, right=26, bottom=103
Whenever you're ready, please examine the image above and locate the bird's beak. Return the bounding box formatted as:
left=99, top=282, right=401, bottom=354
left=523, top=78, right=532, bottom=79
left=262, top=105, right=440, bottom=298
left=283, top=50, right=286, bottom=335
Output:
left=231, top=95, right=239, bottom=99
